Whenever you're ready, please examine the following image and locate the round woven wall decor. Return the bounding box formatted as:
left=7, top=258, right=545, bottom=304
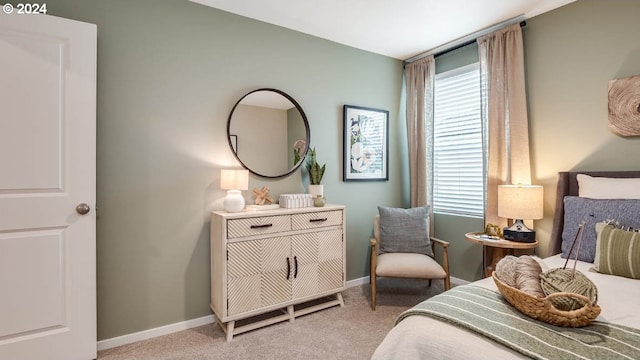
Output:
left=608, top=74, right=640, bottom=136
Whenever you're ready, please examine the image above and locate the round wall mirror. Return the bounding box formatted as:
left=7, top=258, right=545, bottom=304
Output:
left=227, top=88, right=310, bottom=178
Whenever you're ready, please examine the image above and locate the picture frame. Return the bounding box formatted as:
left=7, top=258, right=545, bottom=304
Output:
left=343, top=105, right=389, bottom=181
left=229, top=134, right=238, bottom=154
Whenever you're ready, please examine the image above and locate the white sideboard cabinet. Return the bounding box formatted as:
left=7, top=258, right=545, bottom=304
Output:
left=210, top=205, right=346, bottom=340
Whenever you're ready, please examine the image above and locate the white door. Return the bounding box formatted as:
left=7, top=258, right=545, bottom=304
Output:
left=0, top=13, right=97, bottom=360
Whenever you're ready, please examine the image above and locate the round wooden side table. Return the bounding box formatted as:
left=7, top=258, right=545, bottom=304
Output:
left=465, top=232, right=538, bottom=278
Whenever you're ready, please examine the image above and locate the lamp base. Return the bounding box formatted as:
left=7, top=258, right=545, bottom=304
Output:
left=503, top=219, right=536, bottom=243
left=224, top=190, right=245, bottom=213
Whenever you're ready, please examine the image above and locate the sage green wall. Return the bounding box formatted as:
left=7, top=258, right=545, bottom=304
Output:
left=524, top=0, right=640, bottom=257
left=47, top=0, right=403, bottom=340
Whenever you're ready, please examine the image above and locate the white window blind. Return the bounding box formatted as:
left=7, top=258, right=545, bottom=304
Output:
left=433, top=63, right=484, bottom=217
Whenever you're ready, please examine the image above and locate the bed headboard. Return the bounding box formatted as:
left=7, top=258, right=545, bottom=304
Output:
left=548, top=170, right=640, bottom=255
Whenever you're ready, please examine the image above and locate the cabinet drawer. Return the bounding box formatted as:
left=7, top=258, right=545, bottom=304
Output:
left=227, top=215, right=291, bottom=239
left=292, top=210, right=342, bottom=230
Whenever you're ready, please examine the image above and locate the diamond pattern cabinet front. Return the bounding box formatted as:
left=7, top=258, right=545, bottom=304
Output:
left=227, top=237, right=291, bottom=316
left=291, top=233, right=319, bottom=300
left=291, top=229, right=344, bottom=300
left=210, top=205, right=346, bottom=341
left=317, top=229, right=345, bottom=292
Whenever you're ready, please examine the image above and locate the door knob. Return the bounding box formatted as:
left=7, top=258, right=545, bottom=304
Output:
left=76, top=203, right=90, bottom=215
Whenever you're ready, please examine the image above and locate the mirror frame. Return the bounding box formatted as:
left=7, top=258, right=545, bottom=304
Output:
left=226, top=88, right=310, bottom=179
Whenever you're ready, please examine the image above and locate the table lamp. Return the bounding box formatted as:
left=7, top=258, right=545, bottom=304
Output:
left=220, top=169, right=249, bottom=213
left=498, top=184, right=543, bottom=243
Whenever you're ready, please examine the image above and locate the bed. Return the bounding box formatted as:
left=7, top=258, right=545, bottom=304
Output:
left=371, top=171, right=640, bottom=360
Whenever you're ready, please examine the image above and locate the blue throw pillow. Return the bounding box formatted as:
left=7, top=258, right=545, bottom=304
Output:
left=562, top=197, right=640, bottom=262
left=377, top=206, right=433, bottom=256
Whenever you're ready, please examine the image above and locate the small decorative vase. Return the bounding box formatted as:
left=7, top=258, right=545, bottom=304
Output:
left=308, top=184, right=323, bottom=197
left=313, top=195, right=326, bottom=207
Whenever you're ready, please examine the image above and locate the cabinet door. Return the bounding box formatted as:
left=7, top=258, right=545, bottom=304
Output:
left=227, top=237, right=291, bottom=316
left=317, top=229, right=344, bottom=292
left=227, top=240, right=262, bottom=316
left=291, top=229, right=344, bottom=299
left=260, top=237, right=292, bottom=307
left=291, top=233, right=319, bottom=299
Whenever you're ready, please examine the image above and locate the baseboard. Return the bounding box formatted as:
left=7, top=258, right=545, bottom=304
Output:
left=451, top=276, right=470, bottom=286
left=346, top=276, right=370, bottom=287
left=98, top=276, right=468, bottom=351
left=97, top=315, right=215, bottom=351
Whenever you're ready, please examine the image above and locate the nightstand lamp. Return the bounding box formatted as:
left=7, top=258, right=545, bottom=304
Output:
left=220, top=169, right=249, bottom=213
left=498, top=184, right=543, bottom=243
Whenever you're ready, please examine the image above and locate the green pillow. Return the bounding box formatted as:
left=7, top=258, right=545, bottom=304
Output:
left=377, top=206, right=433, bottom=256
left=594, top=222, right=640, bottom=279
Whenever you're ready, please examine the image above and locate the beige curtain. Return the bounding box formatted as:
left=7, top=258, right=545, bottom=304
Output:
left=404, top=56, right=435, bottom=210
left=478, top=24, right=532, bottom=227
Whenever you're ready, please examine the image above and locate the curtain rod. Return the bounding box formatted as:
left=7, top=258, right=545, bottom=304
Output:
left=404, top=15, right=527, bottom=64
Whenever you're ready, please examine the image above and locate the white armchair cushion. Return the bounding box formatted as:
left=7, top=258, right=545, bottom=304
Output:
left=376, top=253, right=446, bottom=279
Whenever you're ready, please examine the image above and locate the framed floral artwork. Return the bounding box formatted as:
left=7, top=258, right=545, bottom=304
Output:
left=343, top=105, right=389, bottom=181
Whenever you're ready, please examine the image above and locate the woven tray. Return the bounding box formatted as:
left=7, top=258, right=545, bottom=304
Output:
left=492, top=272, right=601, bottom=327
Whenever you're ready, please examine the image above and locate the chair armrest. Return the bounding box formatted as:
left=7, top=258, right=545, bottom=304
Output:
left=369, top=237, right=378, bottom=283
left=430, top=237, right=449, bottom=248
left=430, top=236, right=450, bottom=277
left=370, top=237, right=378, bottom=260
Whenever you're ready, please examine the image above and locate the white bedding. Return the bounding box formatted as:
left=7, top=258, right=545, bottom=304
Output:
left=370, top=254, right=640, bottom=360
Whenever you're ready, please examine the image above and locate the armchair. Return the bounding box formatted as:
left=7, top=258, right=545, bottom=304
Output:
left=370, top=214, right=450, bottom=310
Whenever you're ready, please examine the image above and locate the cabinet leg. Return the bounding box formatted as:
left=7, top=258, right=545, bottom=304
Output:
left=337, top=293, right=344, bottom=307
left=215, top=316, right=235, bottom=342
left=226, top=321, right=235, bottom=342
left=287, top=305, right=295, bottom=322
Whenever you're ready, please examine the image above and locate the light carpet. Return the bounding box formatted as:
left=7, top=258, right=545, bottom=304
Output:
left=98, top=279, right=445, bottom=360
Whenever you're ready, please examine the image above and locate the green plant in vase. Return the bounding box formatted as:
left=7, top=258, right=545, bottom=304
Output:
left=305, top=147, right=326, bottom=198
left=306, top=147, right=325, bottom=185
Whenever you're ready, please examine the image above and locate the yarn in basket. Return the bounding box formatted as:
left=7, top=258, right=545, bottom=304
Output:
left=494, top=255, right=519, bottom=287
left=495, top=255, right=547, bottom=298
left=514, top=256, right=546, bottom=298
left=540, top=268, right=598, bottom=311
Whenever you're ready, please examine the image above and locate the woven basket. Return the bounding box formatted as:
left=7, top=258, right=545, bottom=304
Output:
left=492, top=272, right=601, bottom=327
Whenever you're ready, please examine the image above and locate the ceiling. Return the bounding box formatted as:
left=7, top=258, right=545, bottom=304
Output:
left=190, top=0, right=575, bottom=60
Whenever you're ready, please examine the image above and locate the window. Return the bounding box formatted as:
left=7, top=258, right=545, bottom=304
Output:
left=433, top=62, right=484, bottom=217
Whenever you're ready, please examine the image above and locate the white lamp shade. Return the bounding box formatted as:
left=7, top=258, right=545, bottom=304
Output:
left=498, top=184, right=543, bottom=220
left=220, top=169, right=249, bottom=191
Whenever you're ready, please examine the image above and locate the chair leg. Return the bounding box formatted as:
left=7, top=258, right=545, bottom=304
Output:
left=444, top=276, right=451, bottom=290
left=371, top=274, right=377, bottom=311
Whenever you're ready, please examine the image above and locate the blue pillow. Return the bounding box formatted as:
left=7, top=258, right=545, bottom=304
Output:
left=562, top=197, right=640, bottom=262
